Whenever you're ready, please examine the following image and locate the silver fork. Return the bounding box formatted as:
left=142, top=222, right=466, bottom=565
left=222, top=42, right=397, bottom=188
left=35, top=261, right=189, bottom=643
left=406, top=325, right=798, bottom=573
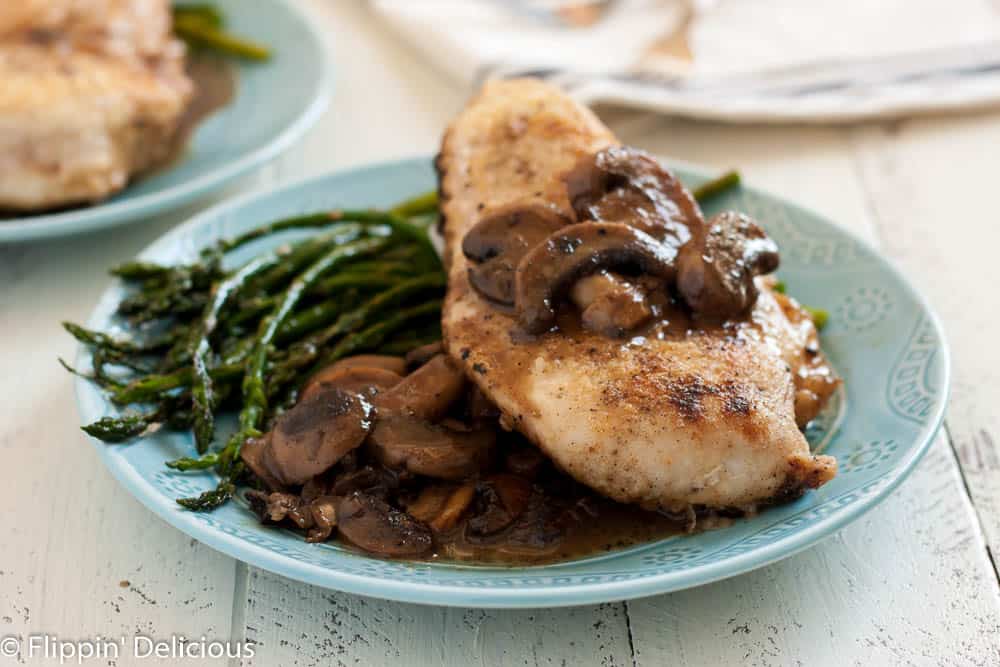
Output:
left=504, top=40, right=1000, bottom=99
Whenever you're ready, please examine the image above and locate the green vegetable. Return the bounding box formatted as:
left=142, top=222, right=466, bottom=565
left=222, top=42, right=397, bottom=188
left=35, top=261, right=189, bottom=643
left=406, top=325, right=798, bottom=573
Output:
left=805, top=306, right=829, bottom=330
left=693, top=170, right=741, bottom=202
left=314, top=300, right=442, bottom=368
left=172, top=11, right=271, bottom=61
left=390, top=190, right=439, bottom=219
left=215, top=213, right=345, bottom=253
left=65, top=186, right=449, bottom=512
left=172, top=4, right=224, bottom=28
left=62, top=322, right=171, bottom=355
left=768, top=281, right=830, bottom=329
left=218, top=238, right=390, bottom=472
left=109, top=261, right=175, bottom=281
left=111, top=362, right=243, bottom=405
left=189, top=252, right=286, bottom=452
left=58, top=357, right=126, bottom=391
left=189, top=225, right=370, bottom=452
left=176, top=480, right=235, bottom=511
left=163, top=275, right=445, bottom=474
left=166, top=452, right=219, bottom=471
left=116, top=260, right=221, bottom=324
left=81, top=414, right=152, bottom=443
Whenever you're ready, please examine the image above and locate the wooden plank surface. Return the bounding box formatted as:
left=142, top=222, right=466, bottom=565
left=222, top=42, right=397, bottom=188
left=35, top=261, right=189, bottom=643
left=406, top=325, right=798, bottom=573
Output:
left=0, top=196, right=247, bottom=667
left=1, top=2, right=998, bottom=666
left=629, top=437, right=1000, bottom=667
left=849, top=117, right=1000, bottom=569
left=240, top=569, right=632, bottom=667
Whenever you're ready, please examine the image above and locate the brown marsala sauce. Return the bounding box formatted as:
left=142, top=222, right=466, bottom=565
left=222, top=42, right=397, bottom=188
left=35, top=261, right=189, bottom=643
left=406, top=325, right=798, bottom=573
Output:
left=427, top=493, right=715, bottom=566
left=254, top=427, right=701, bottom=566
left=428, top=499, right=691, bottom=566
left=158, top=53, right=237, bottom=169
left=367, top=460, right=699, bottom=567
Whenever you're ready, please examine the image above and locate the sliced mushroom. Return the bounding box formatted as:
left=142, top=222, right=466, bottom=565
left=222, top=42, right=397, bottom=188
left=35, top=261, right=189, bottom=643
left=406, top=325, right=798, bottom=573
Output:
left=336, top=492, right=432, bottom=557
left=514, top=222, right=678, bottom=334
left=504, top=444, right=546, bottom=479
left=240, top=434, right=285, bottom=491
left=404, top=341, right=443, bottom=370
left=430, top=482, right=477, bottom=533
left=465, top=490, right=564, bottom=557
left=367, top=415, right=495, bottom=480
left=246, top=490, right=314, bottom=529
left=462, top=202, right=570, bottom=304
left=306, top=495, right=339, bottom=543
left=329, top=465, right=400, bottom=498
left=677, top=211, right=780, bottom=318
left=300, top=365, right=402, bottom=402
left=466, top=385, right=500, bottom=420
left=404, top=484, right=455, bottom=523
left=374, top=354, right=466, bottom=421
left=564, top=146, right=703, bottom=247
left=328, top=354, right=407, bottom=375
left=467, top=474, right=533, bottom=537
left=403, top=482, right=477, bottom=533
left=300, top=473, right=330, bottom=503
left=264, top=387, right=373, bottom=486
left=246, top=490, right=297, bottom=523
left=569, top=271, right=653, bottom=337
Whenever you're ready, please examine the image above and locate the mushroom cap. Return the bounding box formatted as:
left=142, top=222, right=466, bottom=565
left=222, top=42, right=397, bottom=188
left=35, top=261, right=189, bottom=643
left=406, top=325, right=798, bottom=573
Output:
left=327, top=354, right=408, bottom=376
left=367, top=415, right=496, bottom=480
left=336, top=492, right=433, bottom=557
left=429, top=483, right=477, bottom=533
left=405, top=484, right=456, bottom=523
left=677, top=211, right=780, bottom=318
left=299, top=365, right=403, bottom=402
left=504, top=443, right=547, bottom=479
left=514, top=221, right=678, bottom=334
left=564, top=146, right=703, bottom=248
left=329, top=465, right=400, bottom=497
left=404, top=340, right=443, bottom=370
left=240, top=434, right=286, bottom=492
left=569, top=271, right=653, bottom=338
left=306, top=495, right=339, bottom=543
left=265, top=386, right=373, bottom=486
left=374, top=353, right=466, bottom=422
left=462, top=201, right=570, bottom=305
left=464, top=488, right=565, bottom=557
left=467, top=474, right=533, bottom=537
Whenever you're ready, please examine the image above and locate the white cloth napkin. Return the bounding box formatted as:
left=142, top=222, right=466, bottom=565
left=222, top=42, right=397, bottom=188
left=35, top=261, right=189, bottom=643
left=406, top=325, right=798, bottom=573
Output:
left=371, top=0, right=1000, bottom=123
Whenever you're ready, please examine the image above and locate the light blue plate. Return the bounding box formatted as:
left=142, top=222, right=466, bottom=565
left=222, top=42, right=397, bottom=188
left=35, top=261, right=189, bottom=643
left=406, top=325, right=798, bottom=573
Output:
left=0, top=0, right=331, bottom=244
left=74, top=157, right=949, bottom=608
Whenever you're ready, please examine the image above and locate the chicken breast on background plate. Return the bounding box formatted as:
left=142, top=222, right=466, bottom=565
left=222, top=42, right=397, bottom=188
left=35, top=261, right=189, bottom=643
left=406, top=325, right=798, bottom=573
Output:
left=438, top=78, right=838, bottom=515
left=0, top=0, right=175, bottom=59
left=0, top=0, right=191, bottom=211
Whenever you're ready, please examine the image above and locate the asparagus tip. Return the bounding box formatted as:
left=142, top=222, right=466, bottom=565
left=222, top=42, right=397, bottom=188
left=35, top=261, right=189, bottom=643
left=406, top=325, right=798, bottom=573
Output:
left=805, top=306, right=830, bottom=330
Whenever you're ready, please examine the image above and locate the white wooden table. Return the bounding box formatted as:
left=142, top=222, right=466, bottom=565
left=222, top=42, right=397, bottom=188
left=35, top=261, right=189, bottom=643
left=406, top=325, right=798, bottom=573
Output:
left=2, top=2, right=999, bottom=665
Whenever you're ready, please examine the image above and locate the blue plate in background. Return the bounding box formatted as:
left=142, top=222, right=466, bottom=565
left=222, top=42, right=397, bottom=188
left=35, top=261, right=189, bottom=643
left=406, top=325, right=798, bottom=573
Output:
left=0, top=0, right=332, bottom=243
left=74, top=157, right=949, bottom=608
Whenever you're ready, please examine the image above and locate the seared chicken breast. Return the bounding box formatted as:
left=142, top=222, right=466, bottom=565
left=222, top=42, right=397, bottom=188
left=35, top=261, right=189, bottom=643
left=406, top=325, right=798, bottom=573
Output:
left=0, top=0, right=177, bottom=60
left=0, top=0, right=191, bottom=211
left=438, top=79, right=837, bottom=514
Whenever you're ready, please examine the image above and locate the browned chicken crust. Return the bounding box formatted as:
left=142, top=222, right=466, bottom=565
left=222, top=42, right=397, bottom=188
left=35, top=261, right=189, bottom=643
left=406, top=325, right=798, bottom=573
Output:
left=0, top=0, right=192, bottom=210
